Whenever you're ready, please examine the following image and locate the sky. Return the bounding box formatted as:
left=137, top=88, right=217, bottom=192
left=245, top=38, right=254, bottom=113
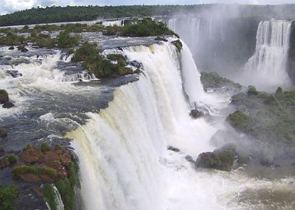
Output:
left=1, top=0, right=295, bottom=15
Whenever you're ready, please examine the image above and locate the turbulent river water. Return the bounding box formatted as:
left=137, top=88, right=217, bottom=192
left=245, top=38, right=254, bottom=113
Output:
left=1, top=33, right=295, bottom=210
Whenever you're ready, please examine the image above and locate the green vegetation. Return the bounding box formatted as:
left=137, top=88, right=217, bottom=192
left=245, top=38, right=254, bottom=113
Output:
left=57, top=31, right=79, bottom=48
left=0, top=185, right=18, bottom=210
left=196, top=146, right=236, bottom=171
left=55, top=159, right=79, bottom=210
left=227, top=111, right=251, bottom=132
left=171, top=39, right=182, bottom=52
left=247, top=85, right=258, bottom=96
left=200, top=72, right=242, bottom=91
left=12, top=165, right=57, bottom=178
left=1, top=5, right=295, bottom=26
left=40, top=142, right=50, bottom=153
left=5, top=154, right=18, bottom=165
left=72, top=43, right=133, bottom=78
left=0, top=32, right=26, bottom=46
left=43, top=184, right=58, bottom=210
left=121, top=18, right=175, bottom=37
left=229, top=88, right=295, bottom=146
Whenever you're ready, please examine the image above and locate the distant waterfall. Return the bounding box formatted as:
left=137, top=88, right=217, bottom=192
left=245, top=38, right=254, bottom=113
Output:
left=242, top=20, right=292, bottom=90
left=68, top=42, right=219, bottom=210
left=168, top=17, right=202, bottom=55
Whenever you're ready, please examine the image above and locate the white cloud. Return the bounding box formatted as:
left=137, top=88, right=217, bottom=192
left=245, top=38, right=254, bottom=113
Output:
left=3, top=0, right=37, bottom=12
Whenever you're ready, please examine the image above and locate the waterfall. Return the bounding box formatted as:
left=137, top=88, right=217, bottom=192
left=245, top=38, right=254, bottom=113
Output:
left=168, top=17, right=202, bottom=56
left=180, top=41, right=205, bottom=106
left=242, top=20, right=292, bottom=90
left=67, top=42, right=222, bottom=210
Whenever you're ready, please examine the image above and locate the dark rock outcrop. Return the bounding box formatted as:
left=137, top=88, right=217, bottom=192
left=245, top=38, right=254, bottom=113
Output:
left=3, top=101, right=15, bottom=109
left=17, top=45, right=28, bottom=53
left=6, top=70, right=23, bottom=78
left=0, top=89, right=9, bottom=104
left=190, top=109, right=204, bottom=119
left=195, top=145, right=236, bottom=171
left=155, top=36, right=168, bottom=42
left=129, top=60, right=143, bottom=69
left=8, top=46, right=14, bottom=50
left=167, top=146, right=180, bottom=152
left=287, top=20, right=295, bottom=84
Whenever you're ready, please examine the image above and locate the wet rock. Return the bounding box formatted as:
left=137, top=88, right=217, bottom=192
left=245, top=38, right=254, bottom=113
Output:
left=3, top=101, right=15, bottom=109
left=185, top=155, right=195, bottom=163
left=155, top=36, right=168, bottom=42
left=167, top=146, right=180, bottom=152
left=195, top=145, right=236, bottom=171
left=129, top=60, right=143, bottom=69
left=6, top=70, right=23, bottom=78
left=17, top=45, right=29, bottom=53
left=190, top=109, right=204, bottom=119
left=8, top=46, right=15, bottom=50
left=0, top=89, right=9, bottom=104
left=0, top=127, right=8, bottom=138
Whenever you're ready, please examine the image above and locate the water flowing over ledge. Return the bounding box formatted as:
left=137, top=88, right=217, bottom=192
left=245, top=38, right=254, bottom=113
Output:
left=241, top=19, right=292, bottom=90
left=67, top=42, right=225, bottom=210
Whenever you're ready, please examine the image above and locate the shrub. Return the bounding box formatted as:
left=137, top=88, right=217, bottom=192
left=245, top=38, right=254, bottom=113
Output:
left=0, top=185, right=18, bottom=210
left=275, top=87, right=283, bottom=96
left=121, top=18, right=175, bottom=37
left=12, top=165, right=57, bottom=178
left=227, top=111, right=251, bottom=131
left=6, top=154, right=18, bottom=165
left=43, top=184, right=58, bottom=210
left=107, top=54, right=127, bottom=66
left=247, top=85, right=258, bottom=96
left=172, top=39, right=183, bottom=52
left=56, top=179, right=75, bottom=210
left=41, top=142, right=51, bottom=153
left=72, top=43, right=99, bottom=62
left=73, top=43, right=132, bottom=78
left=57, top=31, right=79, bottom=49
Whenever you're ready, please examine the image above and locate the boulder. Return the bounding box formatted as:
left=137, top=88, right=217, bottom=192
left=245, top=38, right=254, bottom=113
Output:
left=185, top=155, right=195, bottom=163
left=155, top=36, right=168, bottom=42
left=195, top=145, right=236, bottom=171
left=190, top=109, right=204, bottom=119
left=17, top=45, right=29, bottom=53
left=129, top=60, right=143, bottom=69
left=167, top=146, right=180, bottom=152
left=3, top=101, right=15, bottom=109
left=6, top=70, right=23, bottom=78
left=0, top=89, right=9, bottom=104
left=0, top=127, right=7, bottom=138
left=8, top=46, right=14, bottom=50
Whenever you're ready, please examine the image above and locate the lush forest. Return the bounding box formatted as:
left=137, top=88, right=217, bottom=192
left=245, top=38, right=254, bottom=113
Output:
left=1, top=4, right=295, bottom=26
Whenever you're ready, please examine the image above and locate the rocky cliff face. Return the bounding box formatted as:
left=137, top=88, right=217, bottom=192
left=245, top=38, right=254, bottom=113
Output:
left=287, top=21, right=295, bottom=84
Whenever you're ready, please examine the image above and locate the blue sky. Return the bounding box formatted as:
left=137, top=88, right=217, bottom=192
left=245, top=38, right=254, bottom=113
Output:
left=1, top=0, right=295, bottom=15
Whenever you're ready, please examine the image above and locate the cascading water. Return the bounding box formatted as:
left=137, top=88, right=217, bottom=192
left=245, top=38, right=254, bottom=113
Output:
left=241, top=20, right=292, bottom=90
left=67, top=41, right=295, bottom=210
left=67, top=42, right=233, bottom=210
